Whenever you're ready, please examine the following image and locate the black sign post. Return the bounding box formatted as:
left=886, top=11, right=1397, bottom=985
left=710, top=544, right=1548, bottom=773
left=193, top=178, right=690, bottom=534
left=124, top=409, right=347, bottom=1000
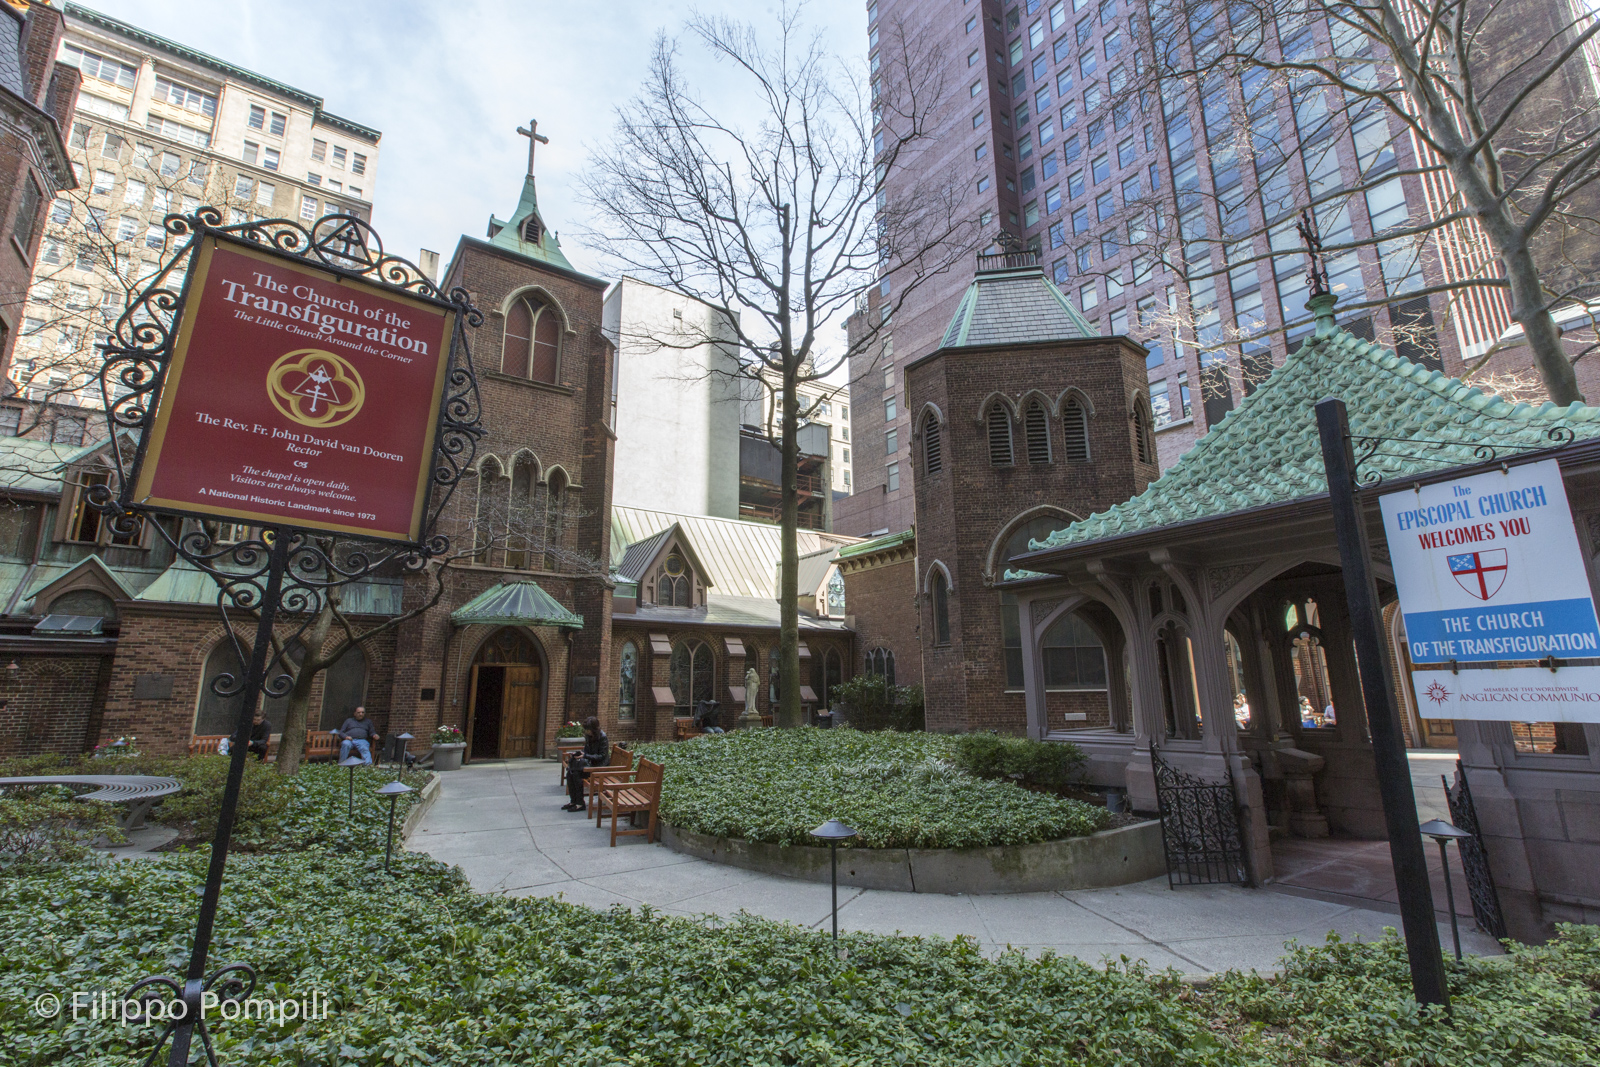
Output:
left=95, top=209, right=486, bottom=1066
left=1315, top=396, right=1449, bottom=1008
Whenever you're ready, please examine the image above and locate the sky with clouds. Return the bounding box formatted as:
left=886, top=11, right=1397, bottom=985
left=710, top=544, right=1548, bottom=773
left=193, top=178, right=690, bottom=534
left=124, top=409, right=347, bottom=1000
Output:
left=85, top=0, right=870, bottom=291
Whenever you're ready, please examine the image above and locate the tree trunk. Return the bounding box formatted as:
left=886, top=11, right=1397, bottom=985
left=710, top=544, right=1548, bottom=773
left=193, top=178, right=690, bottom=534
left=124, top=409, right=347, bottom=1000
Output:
left=779, top=352, right=802, bottom=729
left=275, top=602, right=335, bottom=776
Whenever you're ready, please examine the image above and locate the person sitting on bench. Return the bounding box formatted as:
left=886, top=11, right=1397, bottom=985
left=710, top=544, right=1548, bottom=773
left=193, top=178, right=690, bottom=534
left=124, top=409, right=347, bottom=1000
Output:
left=247, top=711, right=272, bottom=761
left=562, top=717, right=608, bottom=811
left=336, top=706, right=379, bottom=765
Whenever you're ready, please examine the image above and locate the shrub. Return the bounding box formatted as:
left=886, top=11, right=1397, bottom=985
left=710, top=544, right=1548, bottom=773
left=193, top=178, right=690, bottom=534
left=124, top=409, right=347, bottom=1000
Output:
left=0, top=755, right=428, bottom=854
left=832, top=674, right=925, bottom=731
left=0, top=788, right=124, bottom=862
left=952, top=732, right=1088, bottom=793
left=555, top=722, right=584, bottom=739
left=635, top=728, right=1108, bottom=848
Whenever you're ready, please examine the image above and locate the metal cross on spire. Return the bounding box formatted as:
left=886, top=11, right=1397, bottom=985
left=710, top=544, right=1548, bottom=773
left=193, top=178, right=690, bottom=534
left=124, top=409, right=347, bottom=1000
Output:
left=516, top=119, right=549, bottom=177
left=1296, top=207, right=1330, bottom=298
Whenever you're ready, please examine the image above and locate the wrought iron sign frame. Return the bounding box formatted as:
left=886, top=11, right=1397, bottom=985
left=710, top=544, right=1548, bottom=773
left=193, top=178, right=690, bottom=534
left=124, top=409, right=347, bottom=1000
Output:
left=86, top=208, right=486, bottom=1067
left=1348, top=425, right=1576, bottom=489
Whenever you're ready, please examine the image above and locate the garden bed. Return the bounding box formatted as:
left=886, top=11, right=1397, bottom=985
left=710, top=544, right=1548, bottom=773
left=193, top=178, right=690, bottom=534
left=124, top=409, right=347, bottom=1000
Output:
left=634, top=728, right=1112, bottom=850
left=0, top=753, right=431, bottom=856
left=2, top=852, right=1597, bottom=1066
left=2, top=747, right=1597, bottom=1064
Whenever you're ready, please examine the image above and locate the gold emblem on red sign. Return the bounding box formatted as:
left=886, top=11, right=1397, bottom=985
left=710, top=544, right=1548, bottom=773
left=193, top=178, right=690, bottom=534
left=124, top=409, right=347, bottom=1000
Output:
left=265, top=349, right=365, bottom=428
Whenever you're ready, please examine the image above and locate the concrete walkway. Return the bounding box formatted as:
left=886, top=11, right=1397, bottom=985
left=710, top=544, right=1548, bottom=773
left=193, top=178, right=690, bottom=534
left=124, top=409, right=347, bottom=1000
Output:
left=406, top=759, right=1500, bottom=975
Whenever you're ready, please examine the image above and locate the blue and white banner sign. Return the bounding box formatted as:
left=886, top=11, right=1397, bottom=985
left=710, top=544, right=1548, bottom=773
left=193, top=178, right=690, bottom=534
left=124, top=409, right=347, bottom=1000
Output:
left=1380, top=458, right=1600, bottom=723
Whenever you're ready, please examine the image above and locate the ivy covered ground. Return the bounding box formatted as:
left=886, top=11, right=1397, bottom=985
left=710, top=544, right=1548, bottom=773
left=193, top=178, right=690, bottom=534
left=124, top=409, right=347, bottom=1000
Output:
left=2, top=753, right=1597, bottom=1065
left=2, top=853, right=1597, bottom=1066
left=635, top=728, right=1110, bottom=849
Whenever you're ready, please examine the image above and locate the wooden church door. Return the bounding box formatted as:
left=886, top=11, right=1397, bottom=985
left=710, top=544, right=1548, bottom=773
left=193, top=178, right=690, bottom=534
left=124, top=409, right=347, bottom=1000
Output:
left=501, top=664, right=542, bottom=758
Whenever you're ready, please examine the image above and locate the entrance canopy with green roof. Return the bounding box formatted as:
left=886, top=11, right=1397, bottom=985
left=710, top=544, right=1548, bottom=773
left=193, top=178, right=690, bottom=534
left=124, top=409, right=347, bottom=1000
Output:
left=450, top=580, right=583, bottom=630
left=988, top=295, right=1600, bottom=895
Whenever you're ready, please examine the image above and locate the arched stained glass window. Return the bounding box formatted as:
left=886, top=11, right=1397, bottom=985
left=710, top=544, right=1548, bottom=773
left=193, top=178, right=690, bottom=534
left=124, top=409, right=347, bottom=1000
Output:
left=618, top=641, right=638, bottom=721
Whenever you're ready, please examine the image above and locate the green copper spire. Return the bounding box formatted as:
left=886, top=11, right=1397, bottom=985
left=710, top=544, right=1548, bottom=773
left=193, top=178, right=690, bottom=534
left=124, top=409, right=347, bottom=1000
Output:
left=485, top=118, right=575, bottom=271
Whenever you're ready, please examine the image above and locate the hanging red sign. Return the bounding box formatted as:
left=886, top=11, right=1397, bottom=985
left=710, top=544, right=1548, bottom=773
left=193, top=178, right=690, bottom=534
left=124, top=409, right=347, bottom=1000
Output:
left=132, top=235, right=456, bottom=543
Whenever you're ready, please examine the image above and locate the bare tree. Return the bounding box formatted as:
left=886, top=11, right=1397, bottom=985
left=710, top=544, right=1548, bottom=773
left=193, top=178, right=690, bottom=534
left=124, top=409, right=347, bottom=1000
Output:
left=1121, top=0, right=1600, bottom=404
left=582, top=6, right=973, bottom=725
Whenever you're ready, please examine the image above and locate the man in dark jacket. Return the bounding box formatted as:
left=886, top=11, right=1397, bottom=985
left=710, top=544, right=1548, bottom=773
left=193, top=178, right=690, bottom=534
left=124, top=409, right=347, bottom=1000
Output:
left=562, top=716, right=608, bottom=811
left=247, top=711, right=272, bottom=761
left=336, top=706, right=379, bottom=765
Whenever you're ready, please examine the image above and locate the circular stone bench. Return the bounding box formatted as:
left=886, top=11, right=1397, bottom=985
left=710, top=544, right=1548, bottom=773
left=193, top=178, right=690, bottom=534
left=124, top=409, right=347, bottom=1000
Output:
left=659, top=819, right=1165, bottom=894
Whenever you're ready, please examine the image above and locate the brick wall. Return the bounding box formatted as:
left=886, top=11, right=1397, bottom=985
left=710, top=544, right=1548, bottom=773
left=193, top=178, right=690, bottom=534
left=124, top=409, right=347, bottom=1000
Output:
left=839, top=554, right=922, bottom=688
left=907, top=335, right=1152, bottom=733
left=0, top=650, right=109, bottom=759
left=92, top=606, right=398, bottom=758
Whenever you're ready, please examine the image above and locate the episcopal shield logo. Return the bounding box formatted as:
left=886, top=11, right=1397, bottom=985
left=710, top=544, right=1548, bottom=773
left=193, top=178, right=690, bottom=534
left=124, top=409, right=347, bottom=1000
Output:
left=1447, top=549, right=1507, bottom=600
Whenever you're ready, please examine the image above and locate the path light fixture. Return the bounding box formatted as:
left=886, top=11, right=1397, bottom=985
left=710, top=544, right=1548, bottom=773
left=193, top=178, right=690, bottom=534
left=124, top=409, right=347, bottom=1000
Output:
left=394, top=732, right=415, bottom=774
left=376, top=780, right=415, bottom=873
left=1419, top=818, right=1474, bottom=961
left=810, top=818, right=858, bottom=943
left=340, top=755, right=364, bottom=818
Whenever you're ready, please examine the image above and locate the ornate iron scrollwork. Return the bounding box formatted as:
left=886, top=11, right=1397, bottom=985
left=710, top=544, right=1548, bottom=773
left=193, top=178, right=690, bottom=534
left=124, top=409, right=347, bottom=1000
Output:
left=1349, top=424, right=1579, bottom=489
left=1444, top=761, right=1508, bottom=941
left=1151, top=746, right=1248, bottom=886
left=82, top=208, right=486, bottom=1067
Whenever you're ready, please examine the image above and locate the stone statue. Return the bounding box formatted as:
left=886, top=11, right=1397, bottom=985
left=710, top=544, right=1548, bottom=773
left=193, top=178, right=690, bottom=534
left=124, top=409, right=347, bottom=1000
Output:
left=738, top=666, right=763, bottom=729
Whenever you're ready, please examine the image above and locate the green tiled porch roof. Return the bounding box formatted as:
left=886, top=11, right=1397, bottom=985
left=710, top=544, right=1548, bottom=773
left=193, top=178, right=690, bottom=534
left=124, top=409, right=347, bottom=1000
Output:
left=451, top=580, right=583, bottom=629
left=834, top=528, right=914, bottom=561
left=1028, top=300, right=1600, bottom=557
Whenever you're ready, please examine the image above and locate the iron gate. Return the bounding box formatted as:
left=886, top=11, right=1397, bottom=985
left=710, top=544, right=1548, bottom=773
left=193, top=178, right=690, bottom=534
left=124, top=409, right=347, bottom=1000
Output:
left=1444, top=760, right=1507, bottom=941
left=1152, top=747, right=1248, bottom=886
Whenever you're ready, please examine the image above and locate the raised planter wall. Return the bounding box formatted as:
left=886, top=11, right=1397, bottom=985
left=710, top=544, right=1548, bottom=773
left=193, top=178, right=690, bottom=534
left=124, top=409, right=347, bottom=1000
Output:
left=659, top=819, right=1166, bottom=894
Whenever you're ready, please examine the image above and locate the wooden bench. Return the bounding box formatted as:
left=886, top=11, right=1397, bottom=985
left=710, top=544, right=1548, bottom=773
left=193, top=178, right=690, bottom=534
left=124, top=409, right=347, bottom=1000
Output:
left=187, top=732, right=341, bottom=761
left=0, top=774, right=183, bottom=830
left=580, top=744, right=633, bottom=814
left=674, top=718, right=703, bottom=741
left=592, top=757, right=663, bottom=846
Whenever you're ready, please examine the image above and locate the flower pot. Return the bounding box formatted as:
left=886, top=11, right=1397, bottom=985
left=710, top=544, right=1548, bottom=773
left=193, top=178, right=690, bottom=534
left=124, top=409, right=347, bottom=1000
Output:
left=432, top=742, right=467, bottom=771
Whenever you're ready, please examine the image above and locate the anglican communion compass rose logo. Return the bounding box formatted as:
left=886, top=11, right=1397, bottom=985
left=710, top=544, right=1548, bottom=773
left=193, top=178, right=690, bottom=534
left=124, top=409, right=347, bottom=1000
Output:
left=265, top=349, right=365, bottom=429
left=1446, top=549, right=1508, bottom=600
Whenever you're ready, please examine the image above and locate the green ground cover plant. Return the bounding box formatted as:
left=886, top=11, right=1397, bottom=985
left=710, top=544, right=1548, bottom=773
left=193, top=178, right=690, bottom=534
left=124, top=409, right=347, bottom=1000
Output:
left=1, top=853, right=1595, bottom=1067
left=635, top=728, right=1110, bottom=848
left=0, top=755, right=427, bottom=853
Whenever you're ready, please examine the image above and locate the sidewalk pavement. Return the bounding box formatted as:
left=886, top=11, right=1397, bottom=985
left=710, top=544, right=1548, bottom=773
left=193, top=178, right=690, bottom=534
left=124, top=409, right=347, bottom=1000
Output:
left=406, top=758, right=1500, bottom=976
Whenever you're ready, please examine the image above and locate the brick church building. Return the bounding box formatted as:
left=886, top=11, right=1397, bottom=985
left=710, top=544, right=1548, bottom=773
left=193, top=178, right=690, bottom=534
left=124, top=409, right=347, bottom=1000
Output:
left=839, top=254, right=1155, bottom=735
left=0, top=143, right=854, bottom=761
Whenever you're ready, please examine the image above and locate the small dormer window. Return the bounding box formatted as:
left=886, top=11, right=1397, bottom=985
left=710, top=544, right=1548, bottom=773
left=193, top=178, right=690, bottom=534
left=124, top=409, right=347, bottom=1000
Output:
left=521, top=216, right=542, bottom=243
left=657, top=551, right=691, bottom=607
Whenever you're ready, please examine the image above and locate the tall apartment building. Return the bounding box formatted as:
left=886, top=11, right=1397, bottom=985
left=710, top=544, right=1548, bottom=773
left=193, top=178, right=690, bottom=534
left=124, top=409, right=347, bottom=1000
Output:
left=4, top=3, right=379, bottom=437
left=743, top=366, right=853, bottom=495
left=604, top=275, right=743, bottom=519
left=837, top=0, right=1565, bottom=535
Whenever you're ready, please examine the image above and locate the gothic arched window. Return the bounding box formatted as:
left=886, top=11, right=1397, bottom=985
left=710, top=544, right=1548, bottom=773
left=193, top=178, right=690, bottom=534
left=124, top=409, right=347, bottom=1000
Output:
left=1062, top=396, right=1091, bottom=461
left=986, top=403, right=1014, bottom=466
left=923, top=411, right=943, bottom=474
left=503, top=294, right=560, bottom=383
left=669, top=639, right=714, bottom=715
left=1132, top=395, right=1155, bottom=464
left=1024, top=398, right=1052, bottom=464
left=618, top=641, right=638, bottom=721
left=931, top=569, right=952, bottom=646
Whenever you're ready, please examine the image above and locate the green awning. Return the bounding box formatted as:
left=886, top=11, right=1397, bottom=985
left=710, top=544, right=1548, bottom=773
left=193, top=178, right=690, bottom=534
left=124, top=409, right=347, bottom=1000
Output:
left=450, top=580, right=583, bottom=629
